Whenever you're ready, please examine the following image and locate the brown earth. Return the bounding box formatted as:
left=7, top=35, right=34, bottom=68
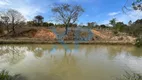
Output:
left=33, top=28, right=56, bottom=40
left=0, top=27, right=136, bottom=43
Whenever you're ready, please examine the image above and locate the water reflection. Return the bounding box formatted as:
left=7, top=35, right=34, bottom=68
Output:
left=0, top=45, right=26, bottom=65
left=0, top=44, right=141, bottom=80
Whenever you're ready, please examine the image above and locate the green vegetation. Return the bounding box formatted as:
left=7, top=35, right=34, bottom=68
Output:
left=135, top=37, right=142, bottom=47
left=0, top=70, right=26, bottom=80
left=116, top=72, right=142, bottom=80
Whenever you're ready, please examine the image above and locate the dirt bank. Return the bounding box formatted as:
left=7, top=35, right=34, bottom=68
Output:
left=0, top=27, right=136, bottom=45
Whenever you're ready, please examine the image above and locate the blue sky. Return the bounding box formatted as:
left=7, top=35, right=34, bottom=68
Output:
left=0, top=0, right=142, bottom=25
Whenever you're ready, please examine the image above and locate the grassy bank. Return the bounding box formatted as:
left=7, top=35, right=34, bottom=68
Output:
left=0, top=39, right=135, bottom=45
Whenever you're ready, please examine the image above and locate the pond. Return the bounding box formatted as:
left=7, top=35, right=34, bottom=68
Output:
left=0, top=44, right=142, bottom=80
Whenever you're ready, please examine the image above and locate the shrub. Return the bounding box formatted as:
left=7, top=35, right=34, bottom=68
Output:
left=135, top=37, right=142, bottom=47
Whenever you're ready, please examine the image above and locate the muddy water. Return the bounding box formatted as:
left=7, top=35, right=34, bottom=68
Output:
left=0, top=44, right=142, bottom=80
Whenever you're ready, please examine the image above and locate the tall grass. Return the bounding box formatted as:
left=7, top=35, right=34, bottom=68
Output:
left=116, top=72, right=142, bottom=80
left=0, top=70, right=26, bottom=80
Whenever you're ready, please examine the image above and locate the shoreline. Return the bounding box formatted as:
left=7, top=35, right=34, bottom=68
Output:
left=0, top=39, right=135, bottom=45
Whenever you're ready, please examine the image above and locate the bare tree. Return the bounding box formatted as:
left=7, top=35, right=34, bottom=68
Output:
left=1, top=9, right=25, bottom=35
left=52, top=3, right=84, bottom=35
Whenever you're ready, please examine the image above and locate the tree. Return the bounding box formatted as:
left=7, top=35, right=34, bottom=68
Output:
left=127, top=19, right=142, bottom=37
left=100, top=25, right=107, bottom=28
left=34, top=15, right=44, bottom=26
left=134, top=19, right=142, bottom=24
left=123, top=0, right=142, bottom=14
left=115, top=22, right=127, bottom=32
left=109, top=18, right=116, bottom=27
left=48, top=23, right=54, bottom=27
left=52, top=3, right=84, bottom=34
left=132, top=0, right=142, bottom=11
left=27, top=21, right=34, bottom=27
left=87, top=22, right=96, bottom=28
left=128, top=20, right=132, bottom=26
left=1, top=16, right=10, bottom=32
left=1, top=9, right=25, bottom=35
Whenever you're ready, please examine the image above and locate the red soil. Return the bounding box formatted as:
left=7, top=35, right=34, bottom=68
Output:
left=33, top=28, right=56, bottom=40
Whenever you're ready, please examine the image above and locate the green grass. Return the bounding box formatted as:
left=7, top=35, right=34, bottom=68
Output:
left=116, top=72, right=142, bottom=80
left=0, top=70, right=26, bottom=80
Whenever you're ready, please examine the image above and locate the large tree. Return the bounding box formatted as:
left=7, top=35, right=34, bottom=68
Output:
left=52, top=3, right=84, bottom=34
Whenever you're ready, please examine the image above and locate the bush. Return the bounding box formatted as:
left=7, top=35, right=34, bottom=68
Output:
left=135, top=37, right=142, bottom=47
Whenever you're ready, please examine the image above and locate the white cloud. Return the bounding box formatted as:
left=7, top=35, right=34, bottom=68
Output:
left=108, top=11, right=120, bottom=16
left=86, top=15, right=89, bottom=17
left=0, top=0, right=10, bottom=8
left=116, top=10, right=142, bottom=23
left=102, top=10, right=142, bottom=24
left=0, top=0, right=45, bottom=21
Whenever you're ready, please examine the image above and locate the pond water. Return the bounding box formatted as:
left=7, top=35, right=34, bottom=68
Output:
left=0, top=44, right=142, bottom=80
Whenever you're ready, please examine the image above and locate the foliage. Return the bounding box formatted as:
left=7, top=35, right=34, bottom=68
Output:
left=43, top=22, right=54, bottom=27
left=132, top=0, right=142, bottom=11
left=129, top=19, right=142, bottom=37
left=0, top=70, right=26, bottom=80
left=116, top=71, right=142, bottom=80
left=110, top=18, right=116, bottom=27
left=27, top=21, right=34, bottom=27
left=135, top=37, right=142, bottom=47
left=115, top=22, right=127, bottom=32
left=100, top=25, right=107, bottom=28
left=34, top=15, right=44, bottom=26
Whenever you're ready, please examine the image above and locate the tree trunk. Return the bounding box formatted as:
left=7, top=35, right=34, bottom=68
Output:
left=12, top=24, right=15, bottom=36
left=65, top=24, right=68, bottom=35
left=6, top=26, right=9, bottom=33
left=6, top=23, right=9, bottom=33
left=12, top=17, right=15, bottom=36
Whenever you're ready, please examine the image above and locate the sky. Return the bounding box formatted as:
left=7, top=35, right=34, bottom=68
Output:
left=0, top=0, right=142, bottom=25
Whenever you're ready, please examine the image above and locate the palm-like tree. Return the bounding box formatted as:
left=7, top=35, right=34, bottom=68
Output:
left=34, top=15, right=44, bottom=26
left=109, top=18, right=116, bottom=27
